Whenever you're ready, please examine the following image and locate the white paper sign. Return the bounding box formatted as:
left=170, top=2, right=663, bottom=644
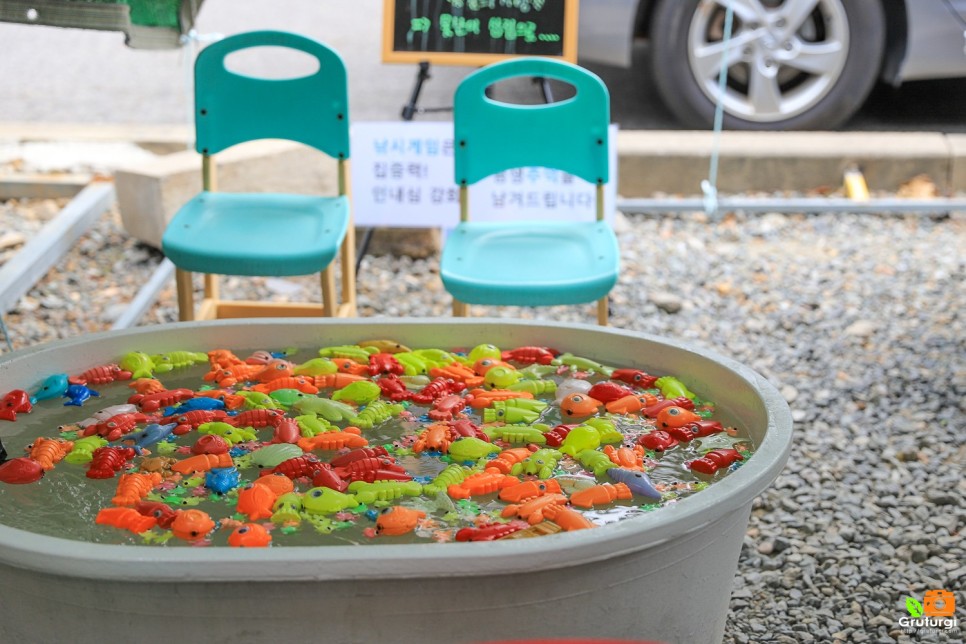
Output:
left=350, top=121, right=618, bottom=228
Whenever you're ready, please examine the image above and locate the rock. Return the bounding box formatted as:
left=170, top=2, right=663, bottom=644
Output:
left=648, top=290, right=683, bottom=313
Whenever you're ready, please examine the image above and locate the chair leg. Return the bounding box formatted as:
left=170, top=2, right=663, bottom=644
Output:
left=340, top=225, right=357, bottom=316
left=597, top=296, right=609, bottom=326
left=175, top=268, right=195, bottom=321
left=321, top=266, right=337, bottom=316
left=453, top=299, right=468, bottom=317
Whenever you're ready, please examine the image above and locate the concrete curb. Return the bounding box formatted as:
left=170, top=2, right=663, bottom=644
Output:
left=2, top=122, right=963, bottom=195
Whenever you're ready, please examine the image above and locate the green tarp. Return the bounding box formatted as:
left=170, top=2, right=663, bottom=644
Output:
left=0, top=0, right=205, bottom=48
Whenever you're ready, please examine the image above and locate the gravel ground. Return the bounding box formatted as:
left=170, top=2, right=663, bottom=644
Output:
left=1, top=198, right=964, bottom=643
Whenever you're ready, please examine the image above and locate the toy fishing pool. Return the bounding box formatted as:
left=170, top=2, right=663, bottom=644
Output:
left=0, top=319, right=792, bottom=644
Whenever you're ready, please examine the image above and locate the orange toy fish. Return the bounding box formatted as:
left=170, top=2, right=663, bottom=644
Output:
left=333, top=358, right=369, bottom=376
left=254, top=359, right=296, bottom=383
left=95, top=506, right=157, bottom=534
left=570, top=482, right=633, bottom=509
left=541, top=503, right=596, bottom=531
left=375, top=506, right=427, bottom=536
left=236, top=481, right=279, bottom=521
left=604, top=393, right=658, bottom=415
left=170, top=509, right=216, bottom=541
left=228, top=522, right=272, bottom=547
left=656, top=405, right=703, bottom=429
left=251, top=472, right=295, bottom=496
left=28, top=437, right=74, bottom=470
left=171, top=452, right=233, bottom=475
left=111, top=472, right=163, bottom=506
left=559, top=393, right=603, bottom=419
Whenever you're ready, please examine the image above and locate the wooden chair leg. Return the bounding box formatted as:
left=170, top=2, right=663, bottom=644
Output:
left=340, top=226, right=357, bottom=317
left=175, top=268, right=195, bottom=321
left=321, top=266, right=337, bottom=316
left=453, top=299, right=468, bottom=317
left=597, top=296, right=609, bottom=326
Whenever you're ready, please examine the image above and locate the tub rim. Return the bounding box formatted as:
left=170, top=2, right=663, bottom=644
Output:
left=0, top=318, right=792, bottom=582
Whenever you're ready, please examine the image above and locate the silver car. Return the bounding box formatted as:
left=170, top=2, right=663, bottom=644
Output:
left=578, top=0, right=966, bottom=129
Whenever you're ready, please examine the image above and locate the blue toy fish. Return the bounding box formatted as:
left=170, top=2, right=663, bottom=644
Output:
left=607, top=467, right=663, bottom=500
left=163, top=398, right=226, bottom=417
left=30, top=374, right=70, bottom=404
left=205, top=467, right=242, bottom=495
left=122, top=422, right=178, bottom=455
left=63, top=384, right=100, bottom=407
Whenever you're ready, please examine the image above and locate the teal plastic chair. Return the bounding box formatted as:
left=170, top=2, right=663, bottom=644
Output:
left=440, top=58, right=619, bottom=325
left=161, top=31, right=356, bottom=321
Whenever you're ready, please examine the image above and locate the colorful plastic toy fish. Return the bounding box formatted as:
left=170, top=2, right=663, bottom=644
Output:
left=375, top=506, right=426, bottom=536
left=170, top=509, right=216, bottom=541
left=607, top=467, right=662, bottom=500
left=654, top=376, right=696, bottom=400
left=291, top=397, right=358, bottom=423
left=118, top=352, right=158, bottom=380
left=558, top=424, right=602, bottom=457
left=228, top=522, right=272, bottom=547
left=301, top=486, right=358, bottom=515
left=447, top=436, right=501, bottom=462
left=0, top=389, right=32, bottom=421
left=29, top=374, right=69, bottom=404
left=0, top=457, right=44, bottom=484
left=163, top=397, right=226, bottom=417
left=236, top=482, right=279, bottom=520
left=205, top=467, right=241, bottom=494
left=332, top=380, right=381, bottom=405
left=62, top=383, right=100, bottom=407
left=121, top=422, right=177, bottom=455
left=559, top=392, right=602, bottom=419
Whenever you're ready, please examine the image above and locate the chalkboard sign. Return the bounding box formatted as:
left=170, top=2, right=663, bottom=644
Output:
left=382, top=0, right=578, bottom=65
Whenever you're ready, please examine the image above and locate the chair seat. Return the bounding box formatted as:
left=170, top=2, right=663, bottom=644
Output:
left=440, top=220, right=619, bottom=306
left=162, top=192, right=349, bottom=277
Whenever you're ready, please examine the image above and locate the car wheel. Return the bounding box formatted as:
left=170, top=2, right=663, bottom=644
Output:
left=650, top=0, right=886, bottom=130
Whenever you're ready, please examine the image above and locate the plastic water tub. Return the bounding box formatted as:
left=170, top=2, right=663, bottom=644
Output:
left=0, top=319, right=792, bottom=644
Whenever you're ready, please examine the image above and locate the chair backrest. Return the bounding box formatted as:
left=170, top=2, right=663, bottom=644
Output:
left=454, top=57, right=609, bottom=188
left=193, top=30, right=350, bottom=160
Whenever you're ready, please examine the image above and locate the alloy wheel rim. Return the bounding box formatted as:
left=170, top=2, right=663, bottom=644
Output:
left=687, top=0, right=850, bottom=123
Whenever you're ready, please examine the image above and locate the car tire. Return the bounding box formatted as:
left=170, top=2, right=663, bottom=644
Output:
left=650, top=0, right=886, bottom=130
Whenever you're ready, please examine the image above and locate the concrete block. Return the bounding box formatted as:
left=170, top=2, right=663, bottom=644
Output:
left=115, top=140, right=339, bottom=249
left=946, top=134, right=966, bottom=192
left=617, top=131, right=951, bottom=196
